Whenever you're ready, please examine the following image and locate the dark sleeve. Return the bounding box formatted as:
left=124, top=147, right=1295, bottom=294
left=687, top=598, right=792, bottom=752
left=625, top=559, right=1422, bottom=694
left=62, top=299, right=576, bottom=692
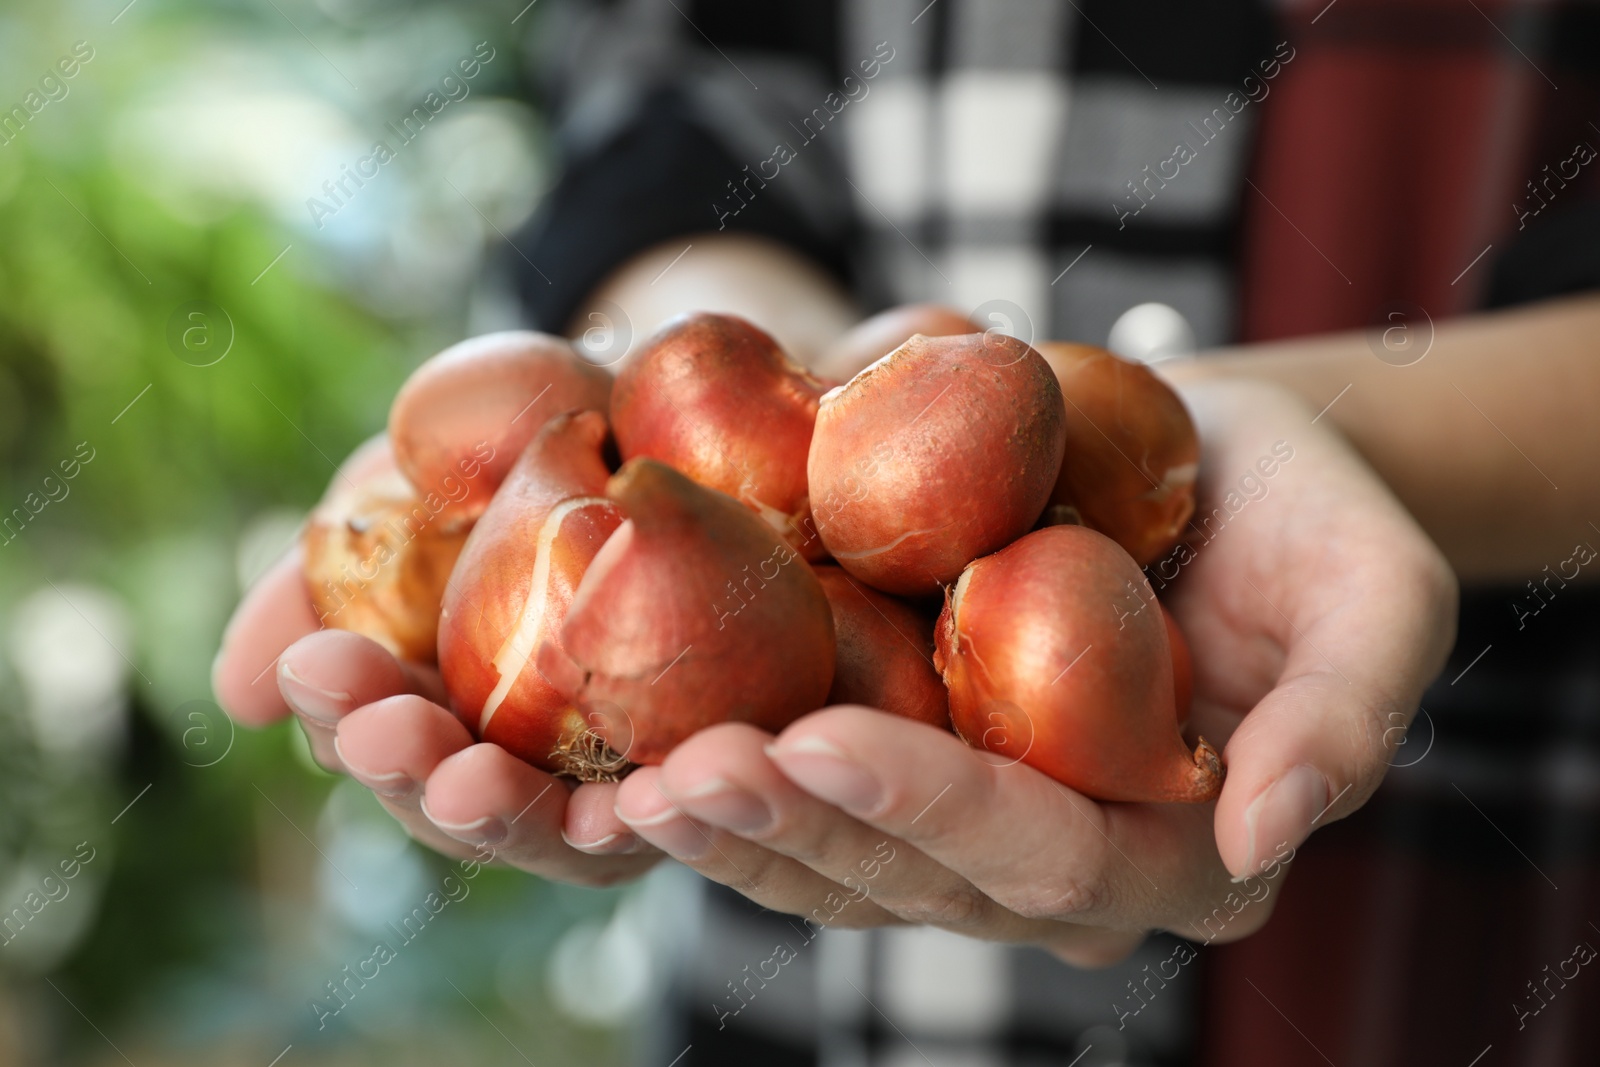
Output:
left=1485, top=4, right=1600, bottom=313
left=509, top=84, right=856, bottom=334
left=1485, top=200, right=1600, bottom=309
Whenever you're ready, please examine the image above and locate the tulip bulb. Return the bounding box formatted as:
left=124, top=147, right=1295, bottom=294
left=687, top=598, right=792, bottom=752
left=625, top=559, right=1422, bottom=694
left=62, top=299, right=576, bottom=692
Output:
left=610, top=313, right=827, bottom=558
left=390, top=331, right=612, bottom=513
left=934, top=524, right=1222, bottom=803
left=543, top=458, right=836, bottom=765
left=808, top=332, right=1067, bottom=596
left=1036, top=342, right=1198, bottom=566
left=1161, top=603, right=1194, bottom=731
left=814, top=565, right=950, bottom=729
left=303, top=441, right=475, bottom=664
left=437, top=410, right=627, bottom=779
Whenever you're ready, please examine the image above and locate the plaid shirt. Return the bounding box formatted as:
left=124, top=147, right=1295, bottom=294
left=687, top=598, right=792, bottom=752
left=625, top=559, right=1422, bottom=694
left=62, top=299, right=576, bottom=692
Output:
left=510, top=1, right=1600, bottom=1064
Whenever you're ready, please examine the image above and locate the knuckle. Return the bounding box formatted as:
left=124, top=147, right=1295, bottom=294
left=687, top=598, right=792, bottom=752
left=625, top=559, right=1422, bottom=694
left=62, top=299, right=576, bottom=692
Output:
left=763, top=814, right=835, bottom=866
left=1392, top=540, right=1459, bottom=663
left=994, top=875, right=1104, bottom=921
left=892, top=882, right=992, bottom=929
left=725, top=841, right=794, bottom=897
left=818, top=902, right=899, bottom=930
left=1419, top=541, right=1460, bottom=608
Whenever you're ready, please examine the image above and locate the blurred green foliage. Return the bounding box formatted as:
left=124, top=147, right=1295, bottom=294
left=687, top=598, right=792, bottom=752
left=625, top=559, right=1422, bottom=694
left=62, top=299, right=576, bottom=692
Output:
left=0, top=1, right=641, bottom=1063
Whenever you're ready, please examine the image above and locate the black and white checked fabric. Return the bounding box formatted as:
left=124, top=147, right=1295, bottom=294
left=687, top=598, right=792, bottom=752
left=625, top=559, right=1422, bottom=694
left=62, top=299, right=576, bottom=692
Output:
left=835, top=0, right=1273, bottom=349
left=504, top=3, right=1600, bottom=1065
left=513, top=6, right=1272, bottom=1065
left=517, top=0, right=1275, bottom=350
left=647, top=881, right=1203, bottom=1066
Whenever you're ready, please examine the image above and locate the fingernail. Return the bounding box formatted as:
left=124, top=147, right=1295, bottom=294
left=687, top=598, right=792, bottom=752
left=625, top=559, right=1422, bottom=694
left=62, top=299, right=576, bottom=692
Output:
left=680, top=778, right=775, bottom=835
left=765, top=737, right=882, bottom=813
left=1236, top=764, right=1326, bottom=880
left=332, top=737, right=417, bottom=799
left=561, top=830, right=641, bottom=856
left=615, top=802, right=712, bottom=861
left=277, top=662, right=350, bottom=726
left=421, top=798, right=508, bottom=846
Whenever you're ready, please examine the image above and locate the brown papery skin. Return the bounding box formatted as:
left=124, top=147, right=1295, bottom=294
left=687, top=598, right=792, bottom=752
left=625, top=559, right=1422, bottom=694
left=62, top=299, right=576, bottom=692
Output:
left=815, top=303, right=978, bottom=383
left=1036, top=342, right=1199, bottom=566
left=610, top=312, right=827, bottom=558
left=303, top=439, right=476, bottom=664
left=390, top=332, right=612, bottom=513
left=546, top=459, right=835, bottom=766
left=934, top=525, right=1222, bottom=803
left=808, top=333, right=1067, bottom=597
left=814, top=565, right=950, bottom=729
left=436, top=411, right=625, bottom=778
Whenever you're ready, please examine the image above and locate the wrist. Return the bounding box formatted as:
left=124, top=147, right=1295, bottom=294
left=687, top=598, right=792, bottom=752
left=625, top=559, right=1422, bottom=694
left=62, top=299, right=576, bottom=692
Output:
left=573, top=233, right=859, bottom=367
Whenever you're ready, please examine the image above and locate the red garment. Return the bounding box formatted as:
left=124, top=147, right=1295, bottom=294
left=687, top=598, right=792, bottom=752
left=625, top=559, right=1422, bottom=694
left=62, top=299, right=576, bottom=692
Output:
left=1239, top=0, right=1596, bottom=340
left=1209, top=3, right=1600, bottom=1064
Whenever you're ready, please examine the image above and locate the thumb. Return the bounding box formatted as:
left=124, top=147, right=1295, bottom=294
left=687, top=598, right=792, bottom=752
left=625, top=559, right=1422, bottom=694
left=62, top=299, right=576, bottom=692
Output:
left=1211, top=670, right=1391, bottom=879
left=213, top=547, right=321, bottom=727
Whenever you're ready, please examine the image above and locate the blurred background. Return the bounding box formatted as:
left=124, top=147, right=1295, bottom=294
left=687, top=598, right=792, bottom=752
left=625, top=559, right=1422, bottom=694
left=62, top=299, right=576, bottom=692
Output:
left=0, top=0, right=667, bottom=1062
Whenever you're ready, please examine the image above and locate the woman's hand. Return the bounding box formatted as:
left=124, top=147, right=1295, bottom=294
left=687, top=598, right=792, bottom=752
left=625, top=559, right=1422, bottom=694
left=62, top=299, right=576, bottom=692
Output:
left=211, top=232, right=858, bottom=891
left=1167, top=377, right=1457, bottom=877
left=210, top=444, right=660, bottom=888
left=590, top=378, right=1457, bottom=963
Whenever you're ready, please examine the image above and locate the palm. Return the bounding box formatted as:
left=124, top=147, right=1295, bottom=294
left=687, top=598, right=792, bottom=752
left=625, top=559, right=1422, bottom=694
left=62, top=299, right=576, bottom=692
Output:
left=1162, top=379, right=1457, bottom=874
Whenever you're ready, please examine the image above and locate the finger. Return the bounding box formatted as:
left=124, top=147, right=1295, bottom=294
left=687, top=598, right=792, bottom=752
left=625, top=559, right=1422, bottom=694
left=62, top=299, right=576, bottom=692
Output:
left=1209, top=531, right=1458, bottom=879
left=215, top=435, right=397, bottom=727
left=213, top=548, right=321, bottom=727
left=815, top=303, right=977, bottom=382
left=1175, top=381, right=1459, bottom=879
left=277, top=629, right=446, bottom=773
left=768, top=707, right=1237, bottom=935
left=333, top=694, right=483, bottom=861
left=424, top=744, right=658, bottom=887
left=660, top=723, right=1052, bottom=940
left=564, top=779, right=649, bottom=857
left=616, top=766, right=903, bottom=930
left=335, top=433, right=395, bottom=485
left=661, top=724, right=1147, bottom=964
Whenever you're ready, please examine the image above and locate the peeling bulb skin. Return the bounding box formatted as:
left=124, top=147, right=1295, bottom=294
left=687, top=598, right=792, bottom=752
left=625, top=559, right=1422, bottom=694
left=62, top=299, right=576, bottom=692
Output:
left=1036, top=342, right=1199, bottom=566
left=303, top=441, right=475, bottom=664
left=814, top=565, right=951, bottom=729
left=808, top=332, right=1067, bottom=596
left=557, top=458, right=836, bottom=765
left=934, top=525, right=1222, bottom=803
left=816, top=303, right=979, bottom=383
left=390, top=332, right=613, bottom=513
left=610, top=312, right=828, bottom=559
left=436, top=410, right=626, bottom=777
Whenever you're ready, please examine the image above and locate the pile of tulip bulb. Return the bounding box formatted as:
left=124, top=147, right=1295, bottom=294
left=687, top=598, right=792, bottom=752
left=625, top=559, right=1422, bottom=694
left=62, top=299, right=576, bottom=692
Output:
left=302, top=306, right=1221, bottom=804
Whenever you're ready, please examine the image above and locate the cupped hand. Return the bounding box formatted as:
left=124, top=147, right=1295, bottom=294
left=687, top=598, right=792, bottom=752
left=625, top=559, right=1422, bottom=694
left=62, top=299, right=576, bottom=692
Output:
left=210, top=440, right=659, bottom=887
left=1168, top=378, right=1456, bottom=877
left=608, top=377, right=1456, bottom=963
